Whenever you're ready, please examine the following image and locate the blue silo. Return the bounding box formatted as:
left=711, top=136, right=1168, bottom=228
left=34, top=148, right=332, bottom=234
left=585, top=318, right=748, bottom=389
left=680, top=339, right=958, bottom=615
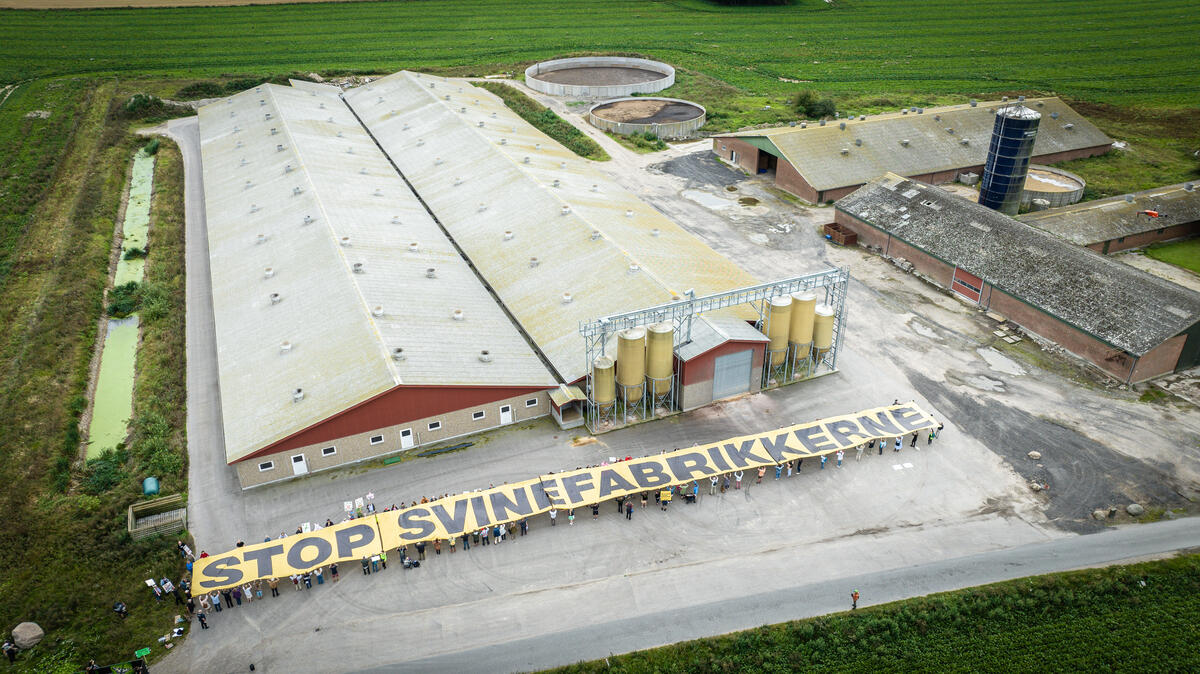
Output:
left=978, top=105, right=1041, bottom=215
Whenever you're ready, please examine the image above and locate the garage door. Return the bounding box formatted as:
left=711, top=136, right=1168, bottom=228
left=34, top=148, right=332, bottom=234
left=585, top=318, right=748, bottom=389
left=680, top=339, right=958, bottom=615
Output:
left=712, top=349, right=753, bottom=400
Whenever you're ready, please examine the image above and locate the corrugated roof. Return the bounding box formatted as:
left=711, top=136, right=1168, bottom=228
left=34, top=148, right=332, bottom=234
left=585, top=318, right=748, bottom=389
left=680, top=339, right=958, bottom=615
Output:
left=676, top=315, right=769, bottom=362
left=1018, top=182, right=1200, bottom=246
left=718, top=98, right=1111, bottom=193
left=198, top=83, right=553, bottom=463
left=836, top=173, right=1200, bottom=357
left=345, top=72, right=759, bottom=382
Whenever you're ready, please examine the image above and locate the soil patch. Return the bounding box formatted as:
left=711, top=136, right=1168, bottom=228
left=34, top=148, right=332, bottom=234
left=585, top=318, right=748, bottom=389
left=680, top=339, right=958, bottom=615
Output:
left=593, top=99, right=703, bottom=124
left=530, top=66, right=664, bottom=86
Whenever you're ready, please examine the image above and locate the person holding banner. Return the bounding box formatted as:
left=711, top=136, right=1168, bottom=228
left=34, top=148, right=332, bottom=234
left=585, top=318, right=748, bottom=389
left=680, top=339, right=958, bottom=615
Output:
left=735, top=471, right=744, bottom=489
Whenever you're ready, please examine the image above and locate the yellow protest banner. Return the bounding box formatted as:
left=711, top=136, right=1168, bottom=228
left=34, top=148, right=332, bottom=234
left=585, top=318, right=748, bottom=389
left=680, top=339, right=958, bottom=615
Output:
left=193, top=403, right=936, bottom=591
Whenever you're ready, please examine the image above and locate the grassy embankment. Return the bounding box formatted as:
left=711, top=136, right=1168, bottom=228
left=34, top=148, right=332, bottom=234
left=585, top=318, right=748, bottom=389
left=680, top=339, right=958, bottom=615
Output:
left=550, top=552, right=1200, bottom=673
left=475, top=81, right=609, bottom=161
left=0, top=78, right=190, bottom=671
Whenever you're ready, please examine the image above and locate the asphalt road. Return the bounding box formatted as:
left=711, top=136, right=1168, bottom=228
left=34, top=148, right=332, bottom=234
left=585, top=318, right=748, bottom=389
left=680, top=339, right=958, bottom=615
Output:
left=378, top=517, right=1200, bottom=673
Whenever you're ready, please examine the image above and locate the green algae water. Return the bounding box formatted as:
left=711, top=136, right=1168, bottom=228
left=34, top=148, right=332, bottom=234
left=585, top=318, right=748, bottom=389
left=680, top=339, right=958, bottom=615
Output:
left=86, top=150, right=154, bottom=459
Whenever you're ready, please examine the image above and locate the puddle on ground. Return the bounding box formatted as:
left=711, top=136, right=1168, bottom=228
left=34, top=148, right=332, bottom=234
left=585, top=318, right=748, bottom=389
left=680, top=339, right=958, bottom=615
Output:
left=977, top=346, right=1026, bottom=376
left=683, top=189, right=734, bottom=210
left=909, top=320, right=942, bottom=341
left=746, top=233, right=769, bottom=245
left=87, top=315, right=140, bottom=458
left=115, top=151, right=154, bottom=286
left=966, top=374, right=1006, bottom=392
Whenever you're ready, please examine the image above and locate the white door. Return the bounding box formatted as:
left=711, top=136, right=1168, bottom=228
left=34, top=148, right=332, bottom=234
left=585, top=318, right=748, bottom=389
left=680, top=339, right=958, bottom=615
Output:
left=291, top=454, right=308, bottom=476
left=400, top=428, right=414, bottom=449
left=500, top=405, right=513, bottom=425
left=712, top=349, right=753, bottom=400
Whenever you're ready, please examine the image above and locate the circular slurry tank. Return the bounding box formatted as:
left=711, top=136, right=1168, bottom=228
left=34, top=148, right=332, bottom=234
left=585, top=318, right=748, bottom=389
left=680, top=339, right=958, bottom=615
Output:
left=1020, top=165, right=1086, bottom=209
left=587, top=97, right=706, bottom=139
left=525, top=56, right=674, bottom=98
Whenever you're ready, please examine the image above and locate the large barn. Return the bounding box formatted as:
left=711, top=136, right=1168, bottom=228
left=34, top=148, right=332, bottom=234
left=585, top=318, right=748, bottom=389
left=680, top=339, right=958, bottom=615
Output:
left=199, top=74, right=843, bottom=488
left=1018, top=181, right=1200, bottom=253
left=713, top=97, right=1112, bottom=204
left=834, top=173, right=1200, bottom=383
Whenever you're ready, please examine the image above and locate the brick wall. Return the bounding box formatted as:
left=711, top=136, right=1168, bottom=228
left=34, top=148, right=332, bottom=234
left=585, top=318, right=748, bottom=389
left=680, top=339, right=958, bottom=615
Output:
left=712, top=138, right=761, bottom=174
left=1100, top=222, right=1200, bottom=253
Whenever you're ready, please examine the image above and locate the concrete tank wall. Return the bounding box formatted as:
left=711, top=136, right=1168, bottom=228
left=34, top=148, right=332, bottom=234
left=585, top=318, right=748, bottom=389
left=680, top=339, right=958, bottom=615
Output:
left=1020, top=164, right=1086, bottom=209
left=586, top=97, right=706, bottom=139
left=524, top=57, right=675, bottom=98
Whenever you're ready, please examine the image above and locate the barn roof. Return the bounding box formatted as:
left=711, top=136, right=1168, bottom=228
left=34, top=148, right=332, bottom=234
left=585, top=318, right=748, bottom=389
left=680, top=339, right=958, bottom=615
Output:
left=1018, top=182, right=1200, bottom=246
left=718, top=98, right=1111, bottom=193
left=836, top=173, right=1200, bottom=356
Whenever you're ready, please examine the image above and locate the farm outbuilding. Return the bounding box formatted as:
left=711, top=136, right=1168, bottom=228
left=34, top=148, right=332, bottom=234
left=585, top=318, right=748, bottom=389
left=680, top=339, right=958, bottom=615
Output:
left=834, top=173, right=1200, bottom=383
left=1018, top=181, right=1200, bottom=253
left=199, top=73, right=848, bottom=488
left=712, top=98, right=1111, bottom=204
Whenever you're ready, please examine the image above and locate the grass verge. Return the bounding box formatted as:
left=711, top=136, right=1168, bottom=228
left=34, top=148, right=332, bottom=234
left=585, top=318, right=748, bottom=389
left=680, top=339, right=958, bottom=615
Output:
left=475, top=82, right=609, bottom=161
left=549, top=552, right=1200, bottom=672
left=1144, top=237, right=1200, bottom=275
left=604, top=130, right=667, bottom=154
left=0, top=78, right=190, bottom=672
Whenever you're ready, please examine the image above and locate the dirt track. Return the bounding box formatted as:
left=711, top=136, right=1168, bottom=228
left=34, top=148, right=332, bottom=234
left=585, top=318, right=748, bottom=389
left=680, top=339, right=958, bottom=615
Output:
left=1, top=0, right=374, bottom=7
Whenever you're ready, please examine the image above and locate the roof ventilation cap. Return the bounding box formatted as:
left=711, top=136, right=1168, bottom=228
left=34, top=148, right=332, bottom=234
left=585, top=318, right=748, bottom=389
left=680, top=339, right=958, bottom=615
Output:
left=1185, top=183, right=1195, bottom=192
left=269, top=292, right=282, bottom=304
left=946, top=127, right=954, bottom=134
left=454, top=177, right=463, bottom=186
left=535, top=143, right=542, bottom=151
left=552, top=179, right=560, bottom=188
left=1002, top=96, right=1009, bottom=102
left=789, top=121, right=796, bottom=127
left=503, top=230, right=514, bottom=241
left=559, top=161, right=567, bottom=169
left=499, top=138, right=507, bottom=145
left=840, top=148, right=849, bottom=155
left=292, top=388, right=304, bottom=403
left=359, top=167, right=367, bottom=175
left=233, top=125, right=240, bottom=132
left=523, top=156, right=530, bottom=164
left=452, top=309, right=464, bottom=321
left=529, top=257, right=540, bottom=267
left=478, top=350, right=492, bottom=363
left=255, top=231, right=266, bottom=243
left=1017, top=95, right=1026, bottom=102
left=651, top=228, right=660, bottom=237
left=352, top=262, right=364, bottom=274
left=800, top=121, right=806, bottom=128
left=378, top=96, right=384, bottom=103
left=625, top=209, right=633, bottom=218
left=460, top=106, right=466, bottom=113
left=408, top=242, right=420, bottom=252
left=303, top=215, right=313, bottom=225
left=970, top=99, right=978, bottom=107
left=244, top=179, right=253, bottom=189
left=819, top=119, right=826, bottom=126
left=319, top=102, right=325, bottom=109
left=336, top=131, right=343, bottom=138
left=561, top=206, right=571, bottom=216
left=561, top=292, right=573, bottom=304
left=264, top=267, right=274, bottom=278
left=250, top=204, right=259, bottom=213
left=293, top=186, right=302, bottom=196
left=1064, top=123, right=1074, bottom=130
left=434, top=157, right=443, bottom=165
left=839, top=121, right=846, bottom=130
left=240, top=158, right=248, bottom=167
left=591, top=184, right=599, bottom=192
left=628, top=264, right=639, bottom=274
left=960, top=138, right=970, bottom=145
left=443, top=94, right=450, bottom=101
left=590, top=230, right=601, bottom=240
left=275, top=144, right=284, bottom=152
left=917, top=108, right=924, bottom=114
left=900, top=139, right=910, bottom=147
left=854, top=138, right=862, bottom=146
left=901, top=109, right=908, bottom=115
left=1125, top=195, right=1134, bottom=203
left=473, top=99, right=479, bottom=105
left=402, top=123, right=410, bottom=130
left=340, top=236, right=351, bottom=246
left=1051, top=112, right=1059, bottom=119
left=372, top=305, right=384, bottom=317
left=477, top=121, right=485, bottom=128
left=236, top=140, right=243, bottom=148
left=347, top=147, right=354, bottom=154
left=279, top=341, right=291, bottom=354
left=392, top=347, right=406, bottom=361
left=425, top=267, right=436, bottom=278
left=285, top=164, right=293, bottom=173
left=478, top=203, right=487, bottom=212
left=416, top=139, right=424, bottom=146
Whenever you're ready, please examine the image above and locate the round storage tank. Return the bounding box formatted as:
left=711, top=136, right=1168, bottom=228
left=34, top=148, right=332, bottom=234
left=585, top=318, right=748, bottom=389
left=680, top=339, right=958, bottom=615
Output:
left=813, top=304, right=835, bottom=356
left=525, top=56, right=675, bottom=98
left=592, top=356, right=616, bottom=406
left=1020, top=165, right=1085, bottom=209
left=646, top=323, right=674, bottom=396
left=765, top=296, right=793, bottom=367
left=587, top=97, right=706, bottom=139
left=616, top=327, right=646, bottom=402
left=789, top=291, right=817, bottom=361
left=978, top=104, right=1042, bottom=216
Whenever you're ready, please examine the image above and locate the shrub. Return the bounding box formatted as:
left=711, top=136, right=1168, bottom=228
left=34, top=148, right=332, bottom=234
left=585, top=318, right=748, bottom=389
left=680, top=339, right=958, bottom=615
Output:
left=143, top=138, right=159, bottom=155
left=792, top=89, right=838, bottom=120
left=122, top=246, right=147, bottom=260
left=175, top=81, right=225, bottom=99
left=84, top=447, right=129, bottom=494
left=106, top=281, right=140, bottom=317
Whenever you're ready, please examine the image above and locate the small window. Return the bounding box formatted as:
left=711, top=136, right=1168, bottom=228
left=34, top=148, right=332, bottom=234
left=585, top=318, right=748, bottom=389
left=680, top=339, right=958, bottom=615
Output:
left=258, top=461, right=274, bottom=472
left=525, top=397, right=538, bottom=408
left=427, top=421, right=442, bottom=431
left=472, top=411, right=486, bottom=421
left=369, top=435, right=384, bottom=445
left=321, top=446, right=336, bottom=457
left=1118, top=237, right=1126, bottom=243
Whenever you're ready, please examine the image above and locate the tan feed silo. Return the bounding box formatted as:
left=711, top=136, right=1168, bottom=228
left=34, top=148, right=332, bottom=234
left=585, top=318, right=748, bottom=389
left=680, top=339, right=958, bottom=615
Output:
left=591, top=356, right=616, bottom=407
left=645, top=322, right=674, bottom=396
left=789, top=291, right=817, bottom=362
left=813, top=304, right=835, bottom=358
left=765, top=296, right=793, bottom=366
left=616, top=327, right=646, bottom=402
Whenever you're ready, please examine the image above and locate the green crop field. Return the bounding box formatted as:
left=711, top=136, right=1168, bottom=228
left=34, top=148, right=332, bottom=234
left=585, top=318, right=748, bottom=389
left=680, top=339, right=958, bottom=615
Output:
left=0, top=0, right=1197, bottom=105
left=549, top=553, right=1200, bottom=673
